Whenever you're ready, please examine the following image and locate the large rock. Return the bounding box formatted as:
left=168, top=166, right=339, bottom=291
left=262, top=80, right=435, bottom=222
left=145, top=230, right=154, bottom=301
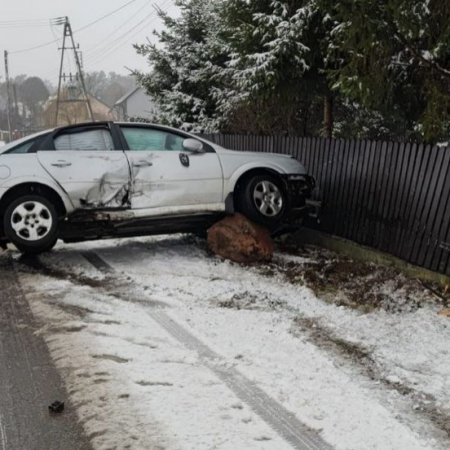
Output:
left=207, top=213, right=274, bottom=263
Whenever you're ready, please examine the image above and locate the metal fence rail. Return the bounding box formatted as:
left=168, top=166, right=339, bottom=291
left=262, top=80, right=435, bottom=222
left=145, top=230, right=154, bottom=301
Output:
left=202, top=134, right=450, bottom=276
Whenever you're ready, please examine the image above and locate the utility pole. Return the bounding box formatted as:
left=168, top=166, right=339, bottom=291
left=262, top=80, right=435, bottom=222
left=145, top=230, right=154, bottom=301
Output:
left=4, top=51, right=13, bottom=142
left=55, top=16, right=93, bottom=126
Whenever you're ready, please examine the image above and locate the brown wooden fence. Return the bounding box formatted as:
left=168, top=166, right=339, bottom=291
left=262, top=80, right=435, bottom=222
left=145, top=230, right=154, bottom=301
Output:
left=202, top=134, right=450, bottom=276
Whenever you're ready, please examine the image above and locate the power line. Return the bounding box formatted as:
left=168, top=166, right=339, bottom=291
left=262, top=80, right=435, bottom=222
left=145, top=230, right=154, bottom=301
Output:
left=10, top=2, right=151, bottom=81
left=9, top=0, right=141, bottom=54
left=84, top=11, right=156, bottom=62
left=75, top=0, right=140, bottom=32
left=83, top=0, right=151, bottom=57
left=0, top=19, right=48, bottom=23
left=84, top=14, right=157, bottom=66
left=0, top=17, right=50, bottom=23
left=0, top=19, right=50, bottom=27
left=10, top=37, right=62, bottom=55
left=0, top=23, right=52, bottom=29
left=6, top=0, right=174, bottom=86
left=84, top=0, right=172, bottom=66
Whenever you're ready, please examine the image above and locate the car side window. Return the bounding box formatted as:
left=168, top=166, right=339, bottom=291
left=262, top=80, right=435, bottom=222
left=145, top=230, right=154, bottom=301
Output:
left=121, top=127, right=185, bottom=151
left=5, top=140, right=36, bottom=154
left=54, top=129, right=114, bottom=151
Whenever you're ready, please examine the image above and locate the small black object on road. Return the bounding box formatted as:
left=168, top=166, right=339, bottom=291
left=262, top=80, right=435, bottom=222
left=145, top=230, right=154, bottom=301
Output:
left=49, top=400, right=65, bottom=414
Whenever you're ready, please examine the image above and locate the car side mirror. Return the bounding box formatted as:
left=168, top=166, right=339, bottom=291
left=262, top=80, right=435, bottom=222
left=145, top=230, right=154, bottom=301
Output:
left=183, top=138, right=205, bottom=153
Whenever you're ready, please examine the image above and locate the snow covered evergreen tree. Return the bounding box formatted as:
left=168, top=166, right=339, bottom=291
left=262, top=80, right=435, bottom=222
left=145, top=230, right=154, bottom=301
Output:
left=217, top=0, right=333, bottom=136
left=135, top=0, right=448, bottom=141
left=134, top=0, right=228, bottom=132
left=320, top=0, right=450, bottom=142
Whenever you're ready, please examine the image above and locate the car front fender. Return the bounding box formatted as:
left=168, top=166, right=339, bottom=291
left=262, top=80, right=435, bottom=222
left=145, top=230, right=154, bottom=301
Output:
left=224, top=160, right=304, bottom=194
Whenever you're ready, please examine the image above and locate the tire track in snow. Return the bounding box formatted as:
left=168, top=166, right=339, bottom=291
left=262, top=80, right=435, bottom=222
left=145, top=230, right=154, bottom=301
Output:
left=293, top=316, right=450, bottom=440
left=78, top=250, right=333, bottom=450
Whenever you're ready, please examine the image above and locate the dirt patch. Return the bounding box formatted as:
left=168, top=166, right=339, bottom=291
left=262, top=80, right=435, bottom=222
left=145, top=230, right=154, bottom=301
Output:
left=136, top=381, right=173, bottom=387
left=91, top=354, right=129, bottom=364
left=18, top=255, right=107, bottom=289
left=52, top=324, right=87, bottom=333
left=269, top=245, right=447, bottom=313
left=217, top=291, right=286, bottom=311
left=47, top=302, right=95, bottom=318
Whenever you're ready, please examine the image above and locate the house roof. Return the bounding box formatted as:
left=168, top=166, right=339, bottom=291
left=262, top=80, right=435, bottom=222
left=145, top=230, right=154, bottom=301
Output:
left=114, top=87, right=141, bottom=107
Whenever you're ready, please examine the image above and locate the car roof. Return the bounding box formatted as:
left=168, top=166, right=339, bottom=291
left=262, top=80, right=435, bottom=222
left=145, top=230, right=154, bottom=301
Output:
left=0, top=122, right=223, bottom=154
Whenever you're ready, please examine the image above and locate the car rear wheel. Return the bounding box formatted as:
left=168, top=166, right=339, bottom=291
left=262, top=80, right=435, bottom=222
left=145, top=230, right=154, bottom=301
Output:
left=3, top=195, right=59, bottom=254
left=236, top=174, right=287, bottom=228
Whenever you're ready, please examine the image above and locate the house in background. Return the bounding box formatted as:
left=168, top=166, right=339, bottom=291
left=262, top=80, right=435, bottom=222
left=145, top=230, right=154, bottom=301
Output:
left=42, top=91, right=118, bottom=128
left=112, top=87, right=159, bottom=122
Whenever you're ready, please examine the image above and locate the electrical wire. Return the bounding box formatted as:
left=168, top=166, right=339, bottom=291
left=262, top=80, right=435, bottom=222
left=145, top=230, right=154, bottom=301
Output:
left=9, top=38, right=60, bottom=55
left=0, top=23, right=52, bottom=29
left=84, top=0, right=172, bottom=66
left=84, top=12, right=155, bottom=62
left=7, top=0, right=173, bottom=88
left=82, top=0, right=151, bottom=57
left=9, top=0, right=141, bottom=54
left=84, top=14, right=158, bottom=66
left=85, top=18, right=155, bottom=67
left=0, top=19, right=51, bottom=28
left=0, top=19, right=49, bottom=23
left=75, top=0, right=140, bottom=32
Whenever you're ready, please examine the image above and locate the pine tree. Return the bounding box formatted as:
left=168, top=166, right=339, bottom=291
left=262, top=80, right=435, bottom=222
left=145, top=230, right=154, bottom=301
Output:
left=320, top=0, right=450, bottom=142
left=217, top=0, right=333, bottom=136
left=134, top=0, right=228, bottom=132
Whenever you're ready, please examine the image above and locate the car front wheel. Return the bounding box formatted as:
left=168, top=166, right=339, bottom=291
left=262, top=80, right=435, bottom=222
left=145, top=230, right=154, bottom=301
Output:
left=236, top=174, right=287, bottom=228
left=4, top=195, right=59, bottom=254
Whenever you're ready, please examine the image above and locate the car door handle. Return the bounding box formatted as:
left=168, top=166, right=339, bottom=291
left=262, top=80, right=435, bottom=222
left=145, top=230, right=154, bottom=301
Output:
left=133, top=160, right=153, bottom=168
left=51, top=160, right=72, bottom=168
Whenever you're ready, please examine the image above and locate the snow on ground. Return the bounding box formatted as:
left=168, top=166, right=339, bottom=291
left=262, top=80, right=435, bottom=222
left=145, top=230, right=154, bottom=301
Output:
left=14, top=234, right=450, bottom=450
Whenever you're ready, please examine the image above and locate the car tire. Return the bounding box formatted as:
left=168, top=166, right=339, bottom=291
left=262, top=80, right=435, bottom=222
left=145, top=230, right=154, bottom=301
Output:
left=3, top=194, right=59, bottom=254
left=236, top=174, right=287, bottom=228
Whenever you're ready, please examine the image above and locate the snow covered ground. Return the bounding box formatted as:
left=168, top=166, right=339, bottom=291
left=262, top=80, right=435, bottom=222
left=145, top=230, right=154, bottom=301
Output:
left=11, top=234, right=450, bottom=450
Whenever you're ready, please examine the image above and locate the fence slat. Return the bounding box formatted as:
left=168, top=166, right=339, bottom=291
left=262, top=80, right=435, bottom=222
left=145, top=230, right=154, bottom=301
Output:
left=410, top=145, right=443, bottom=266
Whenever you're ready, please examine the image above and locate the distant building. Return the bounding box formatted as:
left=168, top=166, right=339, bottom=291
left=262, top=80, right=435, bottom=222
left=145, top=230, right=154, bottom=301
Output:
left=112, top=87, right=159, bottom=121
left=42, top=92, right=118, bottom=128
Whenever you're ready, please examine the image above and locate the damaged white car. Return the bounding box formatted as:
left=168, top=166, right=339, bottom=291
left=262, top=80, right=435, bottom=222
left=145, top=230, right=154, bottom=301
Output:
left=0, top=122, right=318, bottom=253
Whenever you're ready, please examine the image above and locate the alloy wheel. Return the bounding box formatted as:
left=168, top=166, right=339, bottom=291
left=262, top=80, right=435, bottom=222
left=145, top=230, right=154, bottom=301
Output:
left=253, top=180, right=283, bottom=217
left=10, top=201, right=53, bottom=241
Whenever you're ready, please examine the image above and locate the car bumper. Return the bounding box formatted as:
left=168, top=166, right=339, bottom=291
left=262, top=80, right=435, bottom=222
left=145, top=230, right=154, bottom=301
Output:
left=283, top=174, right=321, bottom=221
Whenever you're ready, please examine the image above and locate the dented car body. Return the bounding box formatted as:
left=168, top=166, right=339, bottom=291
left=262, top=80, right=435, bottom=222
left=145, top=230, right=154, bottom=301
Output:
left=0, top=122, right=318, bottom=253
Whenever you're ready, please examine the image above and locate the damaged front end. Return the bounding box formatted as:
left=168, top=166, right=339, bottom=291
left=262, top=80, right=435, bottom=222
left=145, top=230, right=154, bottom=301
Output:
left=283, top=174, right=322, bottom=222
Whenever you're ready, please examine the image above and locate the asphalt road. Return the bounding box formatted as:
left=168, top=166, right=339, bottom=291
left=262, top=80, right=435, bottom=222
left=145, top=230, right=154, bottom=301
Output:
left=0, top=255, right=91, bottom=450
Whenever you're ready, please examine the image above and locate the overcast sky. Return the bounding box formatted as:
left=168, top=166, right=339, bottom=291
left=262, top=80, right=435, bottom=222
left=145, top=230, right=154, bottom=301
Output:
left=0, top=0, right=177, bottom=85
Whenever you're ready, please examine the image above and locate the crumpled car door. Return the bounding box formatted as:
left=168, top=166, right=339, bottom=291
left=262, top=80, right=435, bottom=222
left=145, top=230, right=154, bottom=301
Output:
left=37, top=126, right=131, bottom=210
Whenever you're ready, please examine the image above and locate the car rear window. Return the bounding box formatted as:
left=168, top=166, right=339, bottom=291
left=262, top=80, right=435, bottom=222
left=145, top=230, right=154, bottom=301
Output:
left=3, top=133, right=49, bottom=154
left=5, top=140, right=35, bottom=154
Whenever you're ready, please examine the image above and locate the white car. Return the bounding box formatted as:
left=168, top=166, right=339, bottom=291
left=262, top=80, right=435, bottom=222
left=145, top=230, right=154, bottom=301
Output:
left=0, top=122, right=317, bottom=253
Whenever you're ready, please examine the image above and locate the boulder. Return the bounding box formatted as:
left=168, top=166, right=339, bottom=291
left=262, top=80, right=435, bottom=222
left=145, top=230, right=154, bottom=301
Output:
left=207, top=213, right=274, bottom=263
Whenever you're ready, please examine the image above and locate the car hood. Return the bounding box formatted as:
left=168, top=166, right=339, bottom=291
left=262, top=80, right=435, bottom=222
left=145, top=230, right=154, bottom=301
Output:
left=215, top=147, right=293, bottom=159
